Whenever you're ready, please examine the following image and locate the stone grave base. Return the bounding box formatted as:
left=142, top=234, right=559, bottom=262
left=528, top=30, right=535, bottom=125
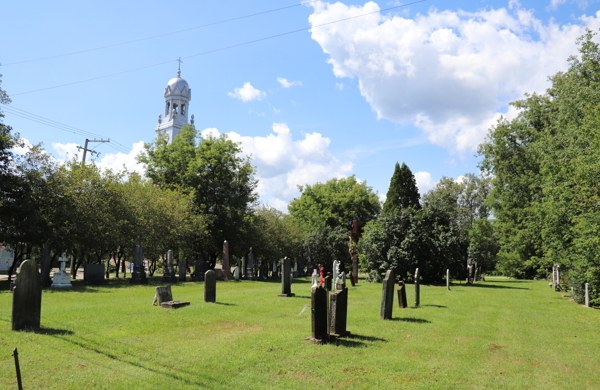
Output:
left=277, top=293, right=296, bottom=297
left=160, top=301, right=190, bottom=309
left=304, top=336, right=328, bottom=345
left=51, top=283, right=72, bottom=289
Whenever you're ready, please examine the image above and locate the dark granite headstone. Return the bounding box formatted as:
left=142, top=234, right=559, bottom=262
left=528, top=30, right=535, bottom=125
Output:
left=194, top=260, right=206, bottom=282
left=307, top=285, right=328, bottom=344
left=278, top=257, right=295, bottom=297
left=130, top=242, right=148, bottom=284
left=380, top=270, right=395, bottom=320
left=84, top=264, right=106, bottom=285
left=396, top=281, right=408, bottom=309
left=12, top=260, right=42, bottom=331
left=324, top=275, right=332, bottom=292
left=414, top=268, right=420, bottom=308
left=204, top=270, right=216, bottom=303
left=330, top=286, right=350, bottom=337
left=179, top=261, right=186, bottom=282
left=162, top=250, right=177, bottom=283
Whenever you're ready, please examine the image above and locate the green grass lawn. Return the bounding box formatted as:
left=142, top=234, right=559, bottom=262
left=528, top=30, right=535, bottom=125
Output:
left=1, top=276, right=598, bottom=389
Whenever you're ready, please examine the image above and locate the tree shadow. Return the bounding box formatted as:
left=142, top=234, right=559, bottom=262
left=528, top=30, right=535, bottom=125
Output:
left=347, top=333, right=387, bottom=342
left=464, top=283, right=529, bottom=290
left=390, top=317, right=431, bottom=323
left=421, top=304, right=447, bottom=308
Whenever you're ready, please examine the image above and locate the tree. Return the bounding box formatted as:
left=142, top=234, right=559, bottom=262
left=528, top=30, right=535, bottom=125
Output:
left=383, top=162, right=421, bottom=213
left=467, top=219, right=500, bottom=274
left=140, top=126, right=258, bottom=264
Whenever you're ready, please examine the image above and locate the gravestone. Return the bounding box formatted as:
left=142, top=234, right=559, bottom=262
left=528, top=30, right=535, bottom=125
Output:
left=396, top=280, right=408, bottom=309
left=324, top=275, right=332, bottom=292
left=330, top=286, right=350, bottom=338
left=293, top=261, right=298, bottom=278
left=258, top=260, right=264, bottom=280
left=551, top=264, right=557, bottom=290
left=246, top=248, right=255, bottom=280
left=130, top=240, right=148, bottom=285
left=51, top=258, right=72, bottom=288
left=194, top=260, right=206, bottom=282
left=332, top=260, right=339, bottom=285
left=278, top=257, right=295, bottom=297
left=556, top=265, right=560, bottom=291
left=179, top=261, right=187, bottom=282
left=306, top=285, right=328, bottom=344
left=234, top=259, right=240, bottom=282
left=84, top=264, right=106, bottom=285
left=380, top=270, right=395, bottom=320
left=414, top=268, right=421, bottom=308
left=153, top=285, right=172, bottom=305
left=204, top=270, right=216, bottom=303
left=12, top=260, right=42, bottom=331
left=162, top=250, right=177, bottom=283
left=446, top=269, right=450, bottom=291
left=272, top=260, right=278, bottom=280
left=41, top=241, right=52, bottom=287
left=585, top=283, right=589, bottom=308
left=222, top=240, right=232, bottom=280
left=311, top=269, right=318, bottom=288
left=336, top=271, right=346, bottom=290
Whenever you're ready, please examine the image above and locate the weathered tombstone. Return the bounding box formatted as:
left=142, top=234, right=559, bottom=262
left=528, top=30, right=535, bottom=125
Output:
left=12, top=260, right=42, bottom=331
left=332, top=260, right=339, bottom=285
left=204, top=270, right=216, bottom=303
left=258, top=259, right=264, bottom=280
left=311, top=269, right=318, bottom=288
left=84, top=264, right=106, bottom=285
left=179, top=260, right=186, bottom=282
left=306, top=285, right=328, bottom=344
left=556, top=265, right=560, bottom=291
left=324, top=275, right=332, bottom=292
left=153, top=285, right=173, bottom=305
left=194, top=260, right=206, bottom=282
left=272, top=260, right=278, bottom=280
left=380, top=270, right=395, bottom=320
left=396, top=280, right=408, bottom=309
left=246, top=248, right=255, bottom=280
left=336, top=271, right=346, bottom=290
left=234, top=258, right=241, bottom=282
left=222, top=240, right=232, bottom=280
left=51, top=258, right=72, bottom=289
left=585, top=283, right=590, bottom=308
left=414, top=268, right=421, bottom=308
left=162, top=250, right=177, bottom=283
left=446, top=269, right=450, bottom=291
left=130, top=240, right=148, bottom=284
left=467, top=264, right=473, bottom=284
left=41, top=241, right=52, bottom=287
left=330, top=285, right=350, bottom=338
left=278, top=257, right=295, bottom=297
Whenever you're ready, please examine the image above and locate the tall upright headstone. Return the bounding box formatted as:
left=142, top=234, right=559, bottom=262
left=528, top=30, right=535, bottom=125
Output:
left=446, top=269, right=450, bottom=291
left=272, top=260, right=278, bottom=280
left=311, top=269, right=318, bottom=288
left=12, top=260, right=42, bottom=331
left=396, top=280, right=408, bottom=309
left=332, top=260, right=339, bottom=285
left=41, top=241, right=52, bottom=287
left=162, top=250, right=177, bottom=283
left=84, top=263, right=105, bottom=285
left=585, top=283, right=590, bottom=308
left=380, top=270, right=395, bottom=320
left=556, top=265, right=560, bottom=291
left=204, top=270, right=216, bottom=303
left=194, top=260, right=206, bottom=282
left=179, top=260, right=186, bottom=282
left=235, top=258, right=241, bottom=282
left=51, top=258, right=72, bottom=288
left=308, top=285, right=328, bottom=343
left=222, top=240, right=232, bottom=280
left=130, top=238, right=148, bottom=284
left=414, top=268, right=421, bottom=308
left=246, top=248, right=255, bottom=280
left=330, top=285, right=350, bottom=337
left=278, top=257, right=295, bottom=297
left=552, top=264, right=557, bottom=291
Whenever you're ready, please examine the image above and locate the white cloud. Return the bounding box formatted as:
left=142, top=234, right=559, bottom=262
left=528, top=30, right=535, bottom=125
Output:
left=414, top=171, right=436, bottom=195
left=51, top=141, right=146, bottom=174
left=309, top=2, right=600, bottom=152
left=335, top=82, right=345, bottom=90
left=228, top=82, right=266, bottom=102
left=547, top=0, right=567, bottom=10
left=271, top=198, right=289, bottom=212
left=277, top=77, right=303, bottom=88
left=202, top=123, right=353, bottom=202
left=378, top=193, right=387, bottom=203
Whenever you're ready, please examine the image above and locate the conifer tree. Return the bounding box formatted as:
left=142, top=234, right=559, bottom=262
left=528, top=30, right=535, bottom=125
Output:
left=383, top=162, right=421, bottom=213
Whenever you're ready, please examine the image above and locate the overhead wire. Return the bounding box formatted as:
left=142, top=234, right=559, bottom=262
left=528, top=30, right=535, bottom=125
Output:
left=2, top=0, right=322, bottom=66
left=10, top=0, right=428, bottom=97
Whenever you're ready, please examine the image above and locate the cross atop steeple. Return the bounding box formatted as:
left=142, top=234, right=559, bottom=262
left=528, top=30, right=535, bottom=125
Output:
left=176, top=57, right=183, bottom=77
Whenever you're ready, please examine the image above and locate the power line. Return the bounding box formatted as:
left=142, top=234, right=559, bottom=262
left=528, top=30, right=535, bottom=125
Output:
left=2, top=105, right=132, bottom=154
left=2, top=0, right=322, bottom=66
left=10, top=0, right=428, bottom=97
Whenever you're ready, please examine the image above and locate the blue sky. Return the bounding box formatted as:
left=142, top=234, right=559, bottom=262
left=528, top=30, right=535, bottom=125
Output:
left=1, top=0, right=599, bottom=211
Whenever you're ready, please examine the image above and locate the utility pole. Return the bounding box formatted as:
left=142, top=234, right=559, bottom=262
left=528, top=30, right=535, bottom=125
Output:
left=77, top=138, right=110, bottom=163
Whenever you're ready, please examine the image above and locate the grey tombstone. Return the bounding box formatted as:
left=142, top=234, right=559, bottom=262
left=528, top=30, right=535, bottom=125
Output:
left=194, top=260, right=206, bottom=282
left=234, top=258, right=241, bottom=282
left=278, top=257, right=295, bottom=297
left=179, top=260, right=187, bottom=282
left=222, top=240, right=231, bottom=280
left=84, top=264, right=106, bottom=285
left=380, top=270, right=395, bottom=320
left=585, top=283, right=589, bottom=308
left=308, top=285, right=328, bottom=344
left=51, top=258, right=72, bottom=289
left=414, top=268, right=421, bottom=308
left=396, top=280, right=408, bottom=309
left=12, top=260, right=42, bottom=331
left=130, top=240, right=148, bottom=284
left=204, top=270, right=216, bottom=303
left=330, top=285, right=350, bottom=338
left=153, top=285, right=173, bottom=305
left=162, top=250, right=177, bottom=283
left=246, top=248, right=255, bottom=280
left=324, top=275, right=332, bottom=292
left=332, top=260, right=339, bottom=285
left=446, top=269, right=450, bottom=291
left=272, top=260, right=278, bottom=280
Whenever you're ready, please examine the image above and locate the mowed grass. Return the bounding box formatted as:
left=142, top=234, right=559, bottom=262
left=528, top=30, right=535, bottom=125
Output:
left=0, top=276, right=599, bottom=390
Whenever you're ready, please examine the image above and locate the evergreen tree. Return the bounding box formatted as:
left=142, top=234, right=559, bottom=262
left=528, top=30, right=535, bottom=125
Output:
left=383, top=162, right=421, bottom=213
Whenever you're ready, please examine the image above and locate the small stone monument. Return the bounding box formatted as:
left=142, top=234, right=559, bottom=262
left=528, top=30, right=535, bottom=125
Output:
left=278, top=257, right=295, bottom=297
left=179, top=260, right=187, bottom=282
left=130, top=239, right=148, bottom=285
left=84, top=263, right=106, bottom=285
left=332, top=260, right=339, bottom=285
left=585, top=283, right=589, bottom=308
left=204, top=270, right=216, bottom=303
left=446, top=269, right=450, bottom=291
left=41, top=241, right=52, bottom=287
left=272, top=260, right=278, bottom=280
left=551, top=264, right=557, bottom=290
left=246, top=248, right=255, bottom=280
left=153, top=285, right=190, bottom=309
left=311, top=269, right=318, bottom=288
left=380, top=270, right=395, bottom=320
left=330, top=284, right=350, bottom=338
left=222, top=240, right=232, bottom=280
left=396, top=280, right=408, bottom=309
left=12, top=260, right=42, bottom=331
left=234, top=259, right=241, bottom=282
left=162, top=250, right=177, bottom=283
left=305, top=285, right=328, bottom=344
left=414, top=268, right=421, bottom=308
left=51, top=258, right=72, bottom=288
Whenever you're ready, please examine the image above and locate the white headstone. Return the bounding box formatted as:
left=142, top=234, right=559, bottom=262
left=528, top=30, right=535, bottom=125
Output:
left=446, top=269, right=450, bottom=291
left=51, top=258, right=72, bottom=288
left=332, top=260, right=339, bottom=285
left=311, top=269, right=318, bottom=288
left=585, top=283, right=589, bottom=308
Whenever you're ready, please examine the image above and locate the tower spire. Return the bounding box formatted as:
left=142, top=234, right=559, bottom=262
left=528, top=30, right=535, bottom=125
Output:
left=176, top=57, right=183, bottom=77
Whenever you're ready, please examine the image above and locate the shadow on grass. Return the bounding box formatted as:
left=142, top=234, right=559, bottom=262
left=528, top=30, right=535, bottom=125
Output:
left=290, top=295, right=311, bottom=299
left=213, top=302, right=236, bottom=306
left=464, top=283, right=529, bottom=290
left=32, top=327, right=74, bottom=336
left=347, top=334, right=387, bottom=342
left=390, top=317, right=431, bottom=324
left=332, top=338, right=366, bottom=348
left=421, top=304, right=447, bottom=308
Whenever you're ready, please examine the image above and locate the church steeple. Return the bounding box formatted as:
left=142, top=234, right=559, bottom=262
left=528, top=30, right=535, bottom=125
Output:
left=155, top=63, right=192, bottom=144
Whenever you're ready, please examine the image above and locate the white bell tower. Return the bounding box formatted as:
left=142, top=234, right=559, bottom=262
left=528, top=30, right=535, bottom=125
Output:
left=155, top=59, right=193, bottom=144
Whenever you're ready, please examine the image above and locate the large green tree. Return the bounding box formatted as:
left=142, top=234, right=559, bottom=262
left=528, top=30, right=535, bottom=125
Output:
left=383, top=162, right=421, bottom=213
